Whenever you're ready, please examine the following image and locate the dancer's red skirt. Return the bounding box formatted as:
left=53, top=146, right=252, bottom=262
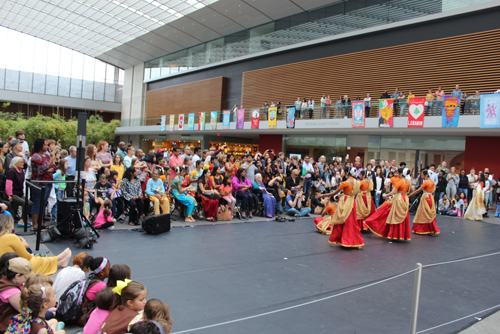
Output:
left=314, top=217, right=331, bottom=232
left=358, top=194, right=377, bottom=231
left=329, top=199, right=364, bottom=247
left=364, top=197, right=411, bottom=241
left=412, top=220, right=440, bottom=234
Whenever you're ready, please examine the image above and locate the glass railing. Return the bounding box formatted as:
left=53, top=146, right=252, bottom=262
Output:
left=119, top=95, right=484, bottom=127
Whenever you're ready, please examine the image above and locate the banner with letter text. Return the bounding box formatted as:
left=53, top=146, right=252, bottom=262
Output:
left=187, top=113, right=195, bottom=130
left=222, top=110, right=230, bottom=129
left=268, top=106, right=277, bottom=129
left=286, top=105, right=295, bottom=129
left=160, top=115, right=166, bottom=131
left=178, top=114, right=184, bottom=131
left=236, top=109, right=245, bottom=129
left=480, top=94, right=500, bottom=128
left=379, top=99, right=393, bottom=128
left=442, top=95, right=460, bottom=127
left=198, top=112, right=205, bottom=130
left=251, top=108, right=260, bottom=129
left=169, top=115, right=175, bottom=131
left=351, top=101, right=365, bottom=128
left=408, top=97, right=425, bottom=127
left=210, top=111, right=217, bottom=130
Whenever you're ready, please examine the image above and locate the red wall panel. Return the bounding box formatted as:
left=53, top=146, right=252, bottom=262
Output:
left=258, top=135, right=282, bottom=158
left=465, top=136, right=500, bottom=176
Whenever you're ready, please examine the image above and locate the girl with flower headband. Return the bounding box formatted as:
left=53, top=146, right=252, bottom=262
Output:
left=6, top=282, right=65, bottom=334
left=98, top=280, right=147, bottom=334
left=364, top=167, right=414, bottom=241
left=319, top=166, right=364, bottom=249
left=77, top=256, right=110, bottom=326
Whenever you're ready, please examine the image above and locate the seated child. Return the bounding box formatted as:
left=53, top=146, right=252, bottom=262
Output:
left=94, top=199, right=116, bottom=230
left=128, top=298, right=173, bottom=333
left=83, top=287, right=114, bottom=334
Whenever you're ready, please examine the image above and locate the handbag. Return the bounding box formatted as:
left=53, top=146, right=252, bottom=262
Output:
left=217, top=205, right=233, bottom=221
left=203, top=192, right=220, bottom=200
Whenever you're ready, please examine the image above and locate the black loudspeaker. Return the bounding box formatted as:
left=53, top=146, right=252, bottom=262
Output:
left=142, top=214, right=171, bottom=235
left=57, top=198, right=83, bottom=236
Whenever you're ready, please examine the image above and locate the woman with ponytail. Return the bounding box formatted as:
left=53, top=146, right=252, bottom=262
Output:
left=77, top=256, right=111, bottom=326
left=364, top=168, right=413, bottom=240
left=320, top=166, right=364, bottom=249
left=409, top=169, right=440, bottom=235
left=356, top=170, right=376, bottom=231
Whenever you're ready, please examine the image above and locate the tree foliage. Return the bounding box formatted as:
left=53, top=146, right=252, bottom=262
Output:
left=0, top=112, right=120, bottom=148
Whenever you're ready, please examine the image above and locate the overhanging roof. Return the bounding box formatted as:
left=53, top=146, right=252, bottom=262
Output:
left=0, top=0, right=340, bottom=69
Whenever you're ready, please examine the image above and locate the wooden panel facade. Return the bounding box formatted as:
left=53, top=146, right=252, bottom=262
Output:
left=242, top=29, right=500, bottom=114
left=145, top=77, right=227, bottom=118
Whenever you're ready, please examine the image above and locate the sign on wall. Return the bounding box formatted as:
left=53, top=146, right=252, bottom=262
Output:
left=178, top=114, right=184, bottom=131
left=198, top=112, right=205, bottom=131
left=160, top=115, right=166, bottom=131
left=408, top=97, right=425, bottom=127
left=251, top=108, right=260, bottom=129
left=210, top=111, right=217, bottom=130
left=236, top=109, right=245, bottom=129
left=480, top=94, right=500, bottom=128
left=169, top=115, right=175, bottom=131
left=187, top=113, right=195, bottom=130
left=379, top=99, right=393, bottom=128
left=268, top=106, right=277, bottom=129
left=351, top=101, right=365, bottom=128
left=286, top=105, right=295, bottom=129
left=442, top=95, right=460, bottom=127
left=222, top=110, right=230, bottom=129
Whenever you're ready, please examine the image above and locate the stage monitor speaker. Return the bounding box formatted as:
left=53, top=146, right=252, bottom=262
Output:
left=142, top=214, right=171, bottom=235
left=57, top=198, right=84, bottom=235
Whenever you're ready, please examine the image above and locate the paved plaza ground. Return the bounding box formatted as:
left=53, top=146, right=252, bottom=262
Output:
left=21, top=214, right=500, bottom=334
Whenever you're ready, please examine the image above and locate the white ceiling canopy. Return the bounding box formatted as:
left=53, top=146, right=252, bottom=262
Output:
left=0, top=0, right=342, bottom=69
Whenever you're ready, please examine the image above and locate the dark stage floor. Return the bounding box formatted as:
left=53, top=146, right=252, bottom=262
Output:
left=46, top=216, right=500, bottom=334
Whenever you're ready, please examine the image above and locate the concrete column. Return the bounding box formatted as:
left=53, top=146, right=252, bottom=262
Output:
left=121, top=63, right=145, bottom=127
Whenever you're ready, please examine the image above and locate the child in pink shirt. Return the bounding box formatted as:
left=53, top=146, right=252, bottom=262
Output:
left=94, top=199, right=115, bottom=230
left=82, top=287, right=114, bottom=334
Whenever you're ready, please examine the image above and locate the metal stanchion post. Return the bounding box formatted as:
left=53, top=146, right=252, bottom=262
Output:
left=35, top=186, right=46, bottom=252
left=410, top=263, right=423, bottom=334
left=24, top=184, right=29, bottom=233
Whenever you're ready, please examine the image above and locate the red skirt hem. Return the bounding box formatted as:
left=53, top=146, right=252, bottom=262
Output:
left=412, top=219, right=440, bottom=235
left=328, top=199, right=364, bottom=247
left=364, top=201, right=411, bottom=241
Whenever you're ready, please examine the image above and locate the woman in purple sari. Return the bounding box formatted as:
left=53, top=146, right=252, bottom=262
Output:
left=252, top=173, right=276, bottom=218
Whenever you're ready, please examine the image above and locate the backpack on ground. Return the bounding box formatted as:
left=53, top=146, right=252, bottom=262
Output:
left=6, top=313, right=45, bottom=334
left=56, top=273, right=96, bottom=324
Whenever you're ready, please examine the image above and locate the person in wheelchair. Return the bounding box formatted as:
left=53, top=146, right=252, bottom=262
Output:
left=172, top=166, right=197, bottom=223
left=252, top=173, right=276, bottom=218
left=145, top=170, right=170, bottom=216
left=197, top=169, right=220, bottom=222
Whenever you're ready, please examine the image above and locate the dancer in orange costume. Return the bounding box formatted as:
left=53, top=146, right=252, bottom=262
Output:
left=409, top=169, right=440, bottom=235
left=356, top=170, right=376, bottom=231
left=314, top=195, right=337, bottom=235
left=320, top=167, right=364, bottom=249
left=364, top=168, right=413, bottom=241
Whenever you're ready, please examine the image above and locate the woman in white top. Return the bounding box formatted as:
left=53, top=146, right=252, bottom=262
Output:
left=301, top=99, right=308, bottom=120
left=52, top=252, right=89, bottom=303
left=364, top=93, right=371, bottom=118
left=80, top=156, right=97, bottom=212
left=308, top=97, right=315, bottom=119
left=374, top=166, right=385, bottom=207
left=446, top=166, right=459, bottom=200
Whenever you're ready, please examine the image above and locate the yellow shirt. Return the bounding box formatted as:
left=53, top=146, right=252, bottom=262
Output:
left=111, top=164, right=125, bottom=182
left=426, top=93, right=434, bottom=101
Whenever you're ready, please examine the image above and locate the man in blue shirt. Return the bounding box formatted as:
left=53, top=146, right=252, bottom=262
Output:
left=285, top=189, right=311, bottom=217
left=116, top=142, right=127, bottom=159
left=65, top=146, right=77, bottom=197
left=392, top=88, right=400, bottom=117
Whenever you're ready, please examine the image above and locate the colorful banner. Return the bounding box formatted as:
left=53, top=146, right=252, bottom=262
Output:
left=222, top=110, right=230, bottom=129
left=178, top=114, right=184, bottom=131
left=351, top=101, right=365, bottom=128
left=408, top=97, right=425, bottom=127
left=236, top=109, right=245, bottom=129
left=480, top=94, right=500, bottom=128
left=169, top=115, right=175, bottom=131
left=251, top=108, right=260, bottom=129
left=210, top=111, right=217, bottom=130
left=160, top=115, right=166, bottom=131
left=379, top=99, right=393, bottom=128
left=442, top=95, right=460, bottom=127
left=187, top=113, right=195, bottom=130
left=268, top=106, right=277, bottom=129
left=198, top=112, right=205, bottom=131
left=286, top=105, right=295, bottom=129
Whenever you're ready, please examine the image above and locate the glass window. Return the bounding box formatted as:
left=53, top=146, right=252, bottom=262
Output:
left=106, top=64, right=115, bottom=84
left=46, top=44, right=60, bottom=77
left=59, top=48, right=72, bottom=78
left=33, top=39, right=48, bottom=76
left=94, top=59, right=106, bottom=83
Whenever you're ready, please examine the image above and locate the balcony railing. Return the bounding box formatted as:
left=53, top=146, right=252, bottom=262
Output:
left=120, top=96, right=483, bottom=128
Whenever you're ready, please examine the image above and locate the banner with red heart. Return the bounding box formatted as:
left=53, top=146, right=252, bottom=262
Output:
left=408, top=97, right=425, bottom=127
